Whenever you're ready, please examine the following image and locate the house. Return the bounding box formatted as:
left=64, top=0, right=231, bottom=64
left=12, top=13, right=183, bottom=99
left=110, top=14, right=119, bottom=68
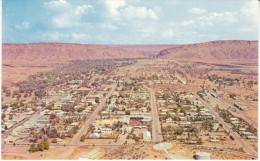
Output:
left=120, top=117, right=130, bottom=125
left=211, top=93, right=217, bottom=98
left=230, top=117, right=238, bottom=121
left=180, top=121, right=191, bottom=127
left=179, top=116, right=187, bottom=121
left=242, top=131, right=252, bottom=136
left=177, top=113, right=185, bottom=116
left=246, top=135, right=257, bottom=141
left=88, top=133, right=100, bottom=139
left=53, top=101, right=65, bottom=110
left=166, top=118, right=173, bottom=124
left=234, top=103, right=247, bottom=111
left=212, top=123, right=219, bottom=131
left=231, top=120, right=240, bottom=125
left=187, top=112, right=198, bottom=117
left=125, top=126, right=132, bottom=133
left=239, top=128, right=247, bottom=131
left=19, top=132, right=30, bottom=139
left=70, top=122, right=78, bottom=127
left=117, top=111, right=126, bottom=115
left=169, top=112, right=176, bottom=116
left=160, top=112, right=167, bottom=116
left=101, top=111, right=109, bottom=116
left=143, top=131, right=151, bottom=142
left=140, top=107, right=147, bottom=113
left=5, top=136, right=19, bottom=143
left=161, top=109, right=169, bottom=113
left=209, top=135, right=220, bottom=142
left=100, top=127, right=113, bottom=134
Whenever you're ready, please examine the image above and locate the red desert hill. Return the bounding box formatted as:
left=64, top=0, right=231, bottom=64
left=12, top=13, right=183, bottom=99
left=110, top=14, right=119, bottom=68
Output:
left=3, top=43, right=148, bottom=66
left=157, top=40, right=258, bottom=61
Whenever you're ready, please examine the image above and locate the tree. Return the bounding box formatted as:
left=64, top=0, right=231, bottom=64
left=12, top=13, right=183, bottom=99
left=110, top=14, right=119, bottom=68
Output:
left=2, top=113, right=6, bottom=120
left=50, top=114, right=56, bottom=119
left=80, top=135, right=86, bottom=142
left=126, top=110, right=130, bottom=115
left=34, top=90, right=46, bottom=99
left=60, top=134, right=65, bottom=139
left=37, top=143, right=44, bottom=151
left=20, top=101, right=24, bottom=107
left=197, top=138, right=203, bottom=144
left=43, top=139, right=49, bottom=150
left=77, top=107, right=84, bottom=113
left=95, top=98, right=100, bottom=104
left=28, top=143, right=37, bottom=153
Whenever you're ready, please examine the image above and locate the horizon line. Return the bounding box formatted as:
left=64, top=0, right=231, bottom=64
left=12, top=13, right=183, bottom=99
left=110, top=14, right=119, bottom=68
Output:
left=2, top=39, right=258, bottom=46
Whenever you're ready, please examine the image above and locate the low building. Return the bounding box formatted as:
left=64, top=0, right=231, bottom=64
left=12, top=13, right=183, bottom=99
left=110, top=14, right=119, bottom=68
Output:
left=88, top=133, right=100, bottom=139
left=180, top=121, right=191, bottom=127
left=246, top=135, right=257, bottom=141
left=242, top=131, right=252, bottom=136
left=212, top=123, right=219, bottom=131
left=125, top=126, right=132, bottom=133
left=166, top=118, right=173, bottom=124
left=143, top=131, right=151, bottom=142
left=209, top=135, right=220, bottom=142
left=100, top=127, right=113, bottom=134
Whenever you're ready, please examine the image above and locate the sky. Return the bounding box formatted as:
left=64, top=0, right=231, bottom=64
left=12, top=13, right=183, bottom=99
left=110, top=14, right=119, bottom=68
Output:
left=2, top=0, right=259, bottom=44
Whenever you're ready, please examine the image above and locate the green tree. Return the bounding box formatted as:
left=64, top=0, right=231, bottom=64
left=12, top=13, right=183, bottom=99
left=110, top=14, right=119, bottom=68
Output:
left=43, top=139, right=49, bottom=150
left=95, top=98, right=100, bottom=104
left=80, top=135, right=86, bottom=142
left=28, top=143, right=37, bottom=153
left=37, top=143, right=44, bottom=151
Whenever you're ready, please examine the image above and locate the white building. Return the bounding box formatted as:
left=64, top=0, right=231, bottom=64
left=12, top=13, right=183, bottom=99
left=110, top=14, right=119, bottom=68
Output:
left=143, top=131, right=151, bottom=142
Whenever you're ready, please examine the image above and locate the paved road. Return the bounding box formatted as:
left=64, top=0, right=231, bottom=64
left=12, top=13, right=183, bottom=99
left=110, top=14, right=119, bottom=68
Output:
left=70, top=83, right=117, bottom=145
left=195, top=93, right=257, bottom=157
left=144, top=86, right=163, bottom=143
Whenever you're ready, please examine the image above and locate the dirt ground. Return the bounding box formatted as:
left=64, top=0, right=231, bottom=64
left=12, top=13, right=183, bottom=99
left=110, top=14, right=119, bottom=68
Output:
left=2, top=66, right=53, bottom=88
left=2, top=146, right=105, bottom=160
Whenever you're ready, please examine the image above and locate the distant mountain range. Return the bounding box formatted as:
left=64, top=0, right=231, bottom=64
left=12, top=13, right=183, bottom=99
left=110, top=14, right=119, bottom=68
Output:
left=2, top=40, right=258, bottom=67
left=157, top=40, right=258, bottom=60
left=2, top=43, right=148, bottom=66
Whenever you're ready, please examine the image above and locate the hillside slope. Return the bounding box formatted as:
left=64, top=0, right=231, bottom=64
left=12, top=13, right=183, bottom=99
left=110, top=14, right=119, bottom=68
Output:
left=157, top=40, right=258, bottom=60
left=111, top=44, right=179, bottom=56
left=3, top=43, right=148, bottom=66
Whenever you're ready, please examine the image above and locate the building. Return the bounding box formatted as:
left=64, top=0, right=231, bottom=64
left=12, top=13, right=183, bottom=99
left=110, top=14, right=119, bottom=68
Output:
left=246, top=135, right=257, bottom=141
left=88, top=133, right=100, bottom=139
left=166, top=118, right=173, bottom=124
left=209, top=135, right=220, bottom=142
left=195, top=152, right=211, bottom=160
left=234, top=103, right=247, bottom=111
left=143, top=131, right=151, bottom=142
left=100, top=128, right=113, bottom=134
left=180, top=121, right=192, bottom=127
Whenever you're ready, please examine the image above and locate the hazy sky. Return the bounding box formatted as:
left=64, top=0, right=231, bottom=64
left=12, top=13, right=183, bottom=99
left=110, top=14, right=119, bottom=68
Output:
left=3, top=0, right=258, bottom=44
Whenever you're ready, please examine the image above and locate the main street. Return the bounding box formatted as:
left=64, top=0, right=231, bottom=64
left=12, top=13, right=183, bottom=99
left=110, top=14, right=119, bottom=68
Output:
left=144, top=86, right=163, bottom=143
left=70, top=83, right=117, bottom=145
left=195, top=93, right=257, bottom=157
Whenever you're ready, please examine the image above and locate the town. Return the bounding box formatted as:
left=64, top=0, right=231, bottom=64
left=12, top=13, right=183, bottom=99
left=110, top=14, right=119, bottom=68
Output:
left=1, top=58, right=258, bottom=160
